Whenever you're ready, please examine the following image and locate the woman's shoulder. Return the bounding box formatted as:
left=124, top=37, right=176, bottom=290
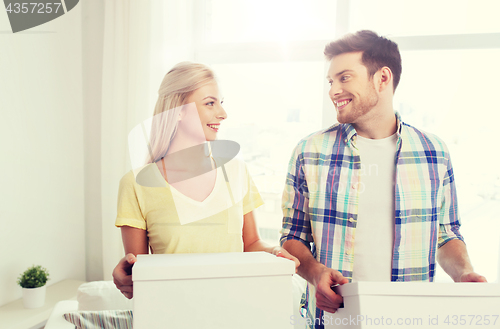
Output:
left=119, top=169, right=136, bottom=185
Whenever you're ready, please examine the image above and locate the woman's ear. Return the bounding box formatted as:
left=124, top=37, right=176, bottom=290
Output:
left=178, top=106, right=187, bottom=121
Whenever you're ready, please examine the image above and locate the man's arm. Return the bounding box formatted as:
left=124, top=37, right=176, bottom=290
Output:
left=283, top=239, right=348, bottom=313
left=437, top=239, right=487, bottom=282
left=436, top=146, right=486, bottom=283
left=281, top=143, right=347, bottom=313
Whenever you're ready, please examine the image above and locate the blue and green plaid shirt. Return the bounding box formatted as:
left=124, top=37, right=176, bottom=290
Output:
left=280, top=113, right=463, bottom=328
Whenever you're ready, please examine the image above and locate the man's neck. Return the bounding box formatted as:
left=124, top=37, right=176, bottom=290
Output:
left=352, top=109, right=397, bottom=139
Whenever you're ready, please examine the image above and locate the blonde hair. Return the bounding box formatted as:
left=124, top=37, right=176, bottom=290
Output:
left=147, top=62, right=216, bottom=164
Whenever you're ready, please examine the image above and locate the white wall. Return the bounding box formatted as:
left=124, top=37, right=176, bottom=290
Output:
left=82, top=0, right=105, bottom=283
left=0, top=4, right=86, bottom=306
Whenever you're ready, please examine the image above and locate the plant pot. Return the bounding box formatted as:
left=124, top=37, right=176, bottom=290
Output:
left=22, top=285, right=46, bottom=308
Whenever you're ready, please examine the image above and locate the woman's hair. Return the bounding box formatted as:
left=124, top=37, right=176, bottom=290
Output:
left=147, top=62, right=216, bottom=164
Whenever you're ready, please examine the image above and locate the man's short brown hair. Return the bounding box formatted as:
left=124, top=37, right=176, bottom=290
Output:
left=324, top=30, right=402, bottom=91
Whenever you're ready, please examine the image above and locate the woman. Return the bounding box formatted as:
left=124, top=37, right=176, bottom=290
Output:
left=113, top=62, right=299, bottom=298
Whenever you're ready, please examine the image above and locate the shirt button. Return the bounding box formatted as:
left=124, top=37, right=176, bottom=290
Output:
left=348, top=218, right=355, bottom=222
left=344, top=139, right=347, bottom=143
left=351, top=184, right=356, bottom=189
left=346, top=250, right=351, bottom=255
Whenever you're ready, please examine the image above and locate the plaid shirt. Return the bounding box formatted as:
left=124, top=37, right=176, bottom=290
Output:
left=280, top=113, right=463, bottom=329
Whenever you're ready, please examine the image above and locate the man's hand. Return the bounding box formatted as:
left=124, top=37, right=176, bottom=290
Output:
left=112, top=253, right=137, bottom=299
left=313, top=267, right=349, bottom=313
left=460, top=272, right=487, bottom=282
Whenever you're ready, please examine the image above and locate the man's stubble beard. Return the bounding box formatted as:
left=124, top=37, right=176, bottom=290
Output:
left=337, top=83, right=379, bottom=124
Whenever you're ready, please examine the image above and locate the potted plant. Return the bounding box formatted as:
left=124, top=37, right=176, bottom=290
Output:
left=17, top=265, right=50, bottom=308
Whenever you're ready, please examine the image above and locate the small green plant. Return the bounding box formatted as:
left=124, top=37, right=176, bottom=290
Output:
left=17, top=265, right=50, bottom=288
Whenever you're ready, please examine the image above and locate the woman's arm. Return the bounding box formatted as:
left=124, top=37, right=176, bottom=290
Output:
left=121, top=226, right=149, bottom=255
left=242, top=211, right=300, bottom=270
left=112, top=226, right=149, bottom=299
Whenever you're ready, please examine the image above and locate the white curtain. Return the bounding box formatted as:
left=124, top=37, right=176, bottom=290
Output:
left=100, top=0, right=157, bottom=280
left=97, top=0, right=195, bottom=280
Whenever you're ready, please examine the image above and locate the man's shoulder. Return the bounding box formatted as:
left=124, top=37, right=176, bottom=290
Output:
left=293, top=123, right=343, bottom=150
left=401, top=122, right=449, bottom=153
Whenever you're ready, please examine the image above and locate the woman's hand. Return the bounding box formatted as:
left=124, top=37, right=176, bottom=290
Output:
left=272, top=246, right=300, bottom=272
left=242, top=211, right=300, bottom=271
left=112, top=253, right=137, bottom=299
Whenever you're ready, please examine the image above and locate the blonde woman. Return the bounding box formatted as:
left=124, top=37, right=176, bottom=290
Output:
left=113, top=62, right=299, bottom=298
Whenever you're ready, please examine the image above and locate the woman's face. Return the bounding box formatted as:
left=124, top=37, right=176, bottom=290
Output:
left=183, top=80, right=227, bottom=141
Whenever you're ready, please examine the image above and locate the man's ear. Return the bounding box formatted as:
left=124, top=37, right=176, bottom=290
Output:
left=378, top=67, right=393, bottom=92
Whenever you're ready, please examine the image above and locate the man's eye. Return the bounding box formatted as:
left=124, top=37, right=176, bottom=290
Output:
left=341, top=76, right=350, bottom=82
left=328, top=80, right=333, bottom=86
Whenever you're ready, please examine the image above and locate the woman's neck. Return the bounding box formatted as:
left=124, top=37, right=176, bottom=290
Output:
left=160, top=136, right=212, bottom=175
left=167, top=129, right=206, bottom=155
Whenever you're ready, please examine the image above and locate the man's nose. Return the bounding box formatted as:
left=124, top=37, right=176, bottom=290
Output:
left=329, top=82, right=343, bottom=100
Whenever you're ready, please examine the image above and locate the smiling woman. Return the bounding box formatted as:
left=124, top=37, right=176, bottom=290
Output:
left=174, top=81, right=226, bottom=145
left=112, top=61, right=300, bottom=299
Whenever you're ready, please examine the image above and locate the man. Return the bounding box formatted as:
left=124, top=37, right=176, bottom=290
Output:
left=280, top=30, right=486, bottom=329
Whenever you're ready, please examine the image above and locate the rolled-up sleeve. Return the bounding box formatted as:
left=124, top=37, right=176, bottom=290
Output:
left=280, top=144, right=313, bottom=248
left=437, top=152, right=464, bottom=248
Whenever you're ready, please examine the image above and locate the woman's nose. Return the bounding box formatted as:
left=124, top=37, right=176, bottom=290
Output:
left=217, top=104, right=227, bottom=120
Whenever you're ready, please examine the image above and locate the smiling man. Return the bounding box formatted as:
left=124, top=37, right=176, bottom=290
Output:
left=280, top=30, right=486, bottom=329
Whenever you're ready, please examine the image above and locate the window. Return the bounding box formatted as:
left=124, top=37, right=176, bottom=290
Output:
left=349, top=0, right=500, bottom=37
left=184, top=0, right=500, bottom=282
left=205, top=0, right=337, bottom=43
left=213, top=61, right=326, bottom=242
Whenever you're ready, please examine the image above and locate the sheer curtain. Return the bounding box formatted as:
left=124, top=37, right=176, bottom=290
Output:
left=99, top=0, right=165, bottom=279
left=97, top=0, right=197, bottom=279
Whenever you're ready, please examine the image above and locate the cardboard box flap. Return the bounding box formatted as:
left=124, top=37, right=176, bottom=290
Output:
left=336, top=282, right=500, bottom=297
left=133, top=252, right=295, bottom=281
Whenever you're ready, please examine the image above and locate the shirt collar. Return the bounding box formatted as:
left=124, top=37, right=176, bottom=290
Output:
left=341, top=111, right=403, bottom=143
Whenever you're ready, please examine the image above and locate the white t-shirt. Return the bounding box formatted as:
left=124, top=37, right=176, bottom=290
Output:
left=351, top=133, right=397, bottom=282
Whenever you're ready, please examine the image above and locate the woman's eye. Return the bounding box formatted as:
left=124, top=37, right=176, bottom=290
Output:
left=206, top=102, right=214, bottom=106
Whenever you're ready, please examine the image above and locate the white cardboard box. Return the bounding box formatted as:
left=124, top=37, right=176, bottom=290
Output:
left=133, top=252, right=295, bottom=329
left=323, top=282, right=500, bottom=329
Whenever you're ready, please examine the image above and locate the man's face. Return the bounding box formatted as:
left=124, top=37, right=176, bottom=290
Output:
left=327, top=52, right=379, bottom=124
